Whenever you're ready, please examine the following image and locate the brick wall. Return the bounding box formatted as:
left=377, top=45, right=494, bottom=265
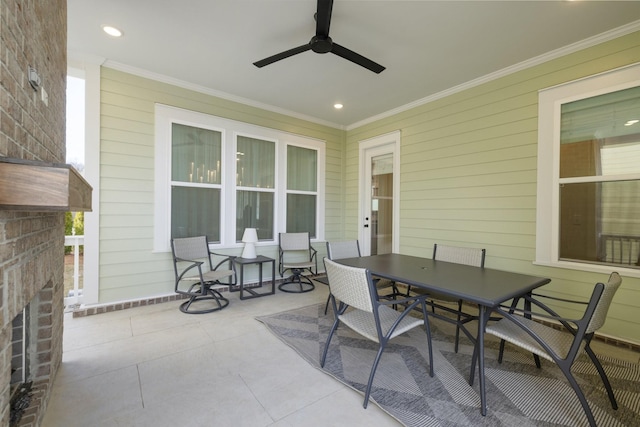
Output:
left=0, top=1, right=67, bottom=426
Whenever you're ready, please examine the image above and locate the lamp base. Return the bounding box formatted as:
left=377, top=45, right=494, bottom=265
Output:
left=241, top=243, right=257, bottom=259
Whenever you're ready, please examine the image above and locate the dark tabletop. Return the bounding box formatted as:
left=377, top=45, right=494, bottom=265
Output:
left=336, top=253, right=551, bottom=307
left=234, top=255, right=274, bottom=264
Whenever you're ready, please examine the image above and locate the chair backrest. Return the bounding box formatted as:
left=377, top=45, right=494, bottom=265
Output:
left=324, top=258, right=374, bottom=313
left=587, top=272, right=622, bottom=333
left=279, top=232, right=311, bottom=251
left=172, top=236, right=209, bottom=261
left=326, top=240, right=361, bottom=260
left=433, top=244, right=485, bottom=268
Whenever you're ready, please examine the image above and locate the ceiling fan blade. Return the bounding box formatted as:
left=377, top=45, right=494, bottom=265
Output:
left=254, top=0, right=384, bottom=74
left=253, top=44, right=312, bottom=68
left=316, top=0, right=333, bottom=37
left=331, top=43, right=385, bottom=74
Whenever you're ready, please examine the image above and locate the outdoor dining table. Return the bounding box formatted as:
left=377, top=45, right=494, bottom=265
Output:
left=335, top=253, right=551, bottom=417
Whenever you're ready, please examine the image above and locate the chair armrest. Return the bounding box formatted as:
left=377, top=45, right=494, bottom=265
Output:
left=530, top=292, right=589, bottom=305
left=175, top=257, right=201, bottom=264
left=521, top=292, right=573, bottom=319
left=176, top=260, right=205, bottom=281
left=495, top=304, right=581, bottom=326
left=496, top=293, right=586, bottom=336
left=379, top=294, right=427, bottom=307
left=209, top=252, right=235, bottom=267
left=209, top=253, right=237, bottom=285
left=377, top=294, right=429, bottom=333
left=309, top=246, right=318, bottom=273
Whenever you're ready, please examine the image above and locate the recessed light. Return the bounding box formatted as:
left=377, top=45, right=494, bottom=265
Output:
left=102, top=25, right=123, bottom=37
left=624, top=119, right=639, bottom=126
left=334, top=103, right=343, bottom=110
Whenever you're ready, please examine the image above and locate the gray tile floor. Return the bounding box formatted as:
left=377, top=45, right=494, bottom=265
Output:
left=42, top=282, right=401, bottom=427
left=42, top=281, right=639, bottom=427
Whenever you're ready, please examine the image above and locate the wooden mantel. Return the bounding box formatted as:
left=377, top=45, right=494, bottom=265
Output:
left=0, top=157, right=92, bottom=211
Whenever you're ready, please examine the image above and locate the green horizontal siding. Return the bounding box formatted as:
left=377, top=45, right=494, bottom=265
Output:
left=98, top=67, right=342, bottom=304
left=97, top=30, right=640, bottom=344
left=346, top=30, right=640, bottom=343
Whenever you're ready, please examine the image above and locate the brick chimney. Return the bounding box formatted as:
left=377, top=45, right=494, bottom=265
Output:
left=0, top=1, right=68, bottom=425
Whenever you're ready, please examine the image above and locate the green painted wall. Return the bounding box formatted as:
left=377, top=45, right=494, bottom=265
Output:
left=98, top=68, right=343, bottom=302
left=346, top=31, right=640, bottom=343
left=98, top=30, right=640, bottom=344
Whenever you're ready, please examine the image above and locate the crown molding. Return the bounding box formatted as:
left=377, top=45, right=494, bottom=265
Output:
left=69, top=20, right=640, bottom=133
left=101, top=61, right=345, bottom=130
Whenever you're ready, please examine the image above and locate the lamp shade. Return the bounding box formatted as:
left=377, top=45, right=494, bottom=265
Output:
left=241, top=228, right=258, bottom=258
left=242, top=228, right=258, bottom=243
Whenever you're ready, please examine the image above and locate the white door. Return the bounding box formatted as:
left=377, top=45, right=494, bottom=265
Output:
left=359, top=132, right=400, bottom=256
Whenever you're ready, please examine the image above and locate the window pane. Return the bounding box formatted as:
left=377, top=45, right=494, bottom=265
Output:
left=237, top=136, right=275, bottom=188
left=371, top=170, right=393, bottom=255
left=236, top=190, right=274, bottom=241
left=287, top=146, right=317, bottom=191
left=559, top=181, right=640, bottom=268
left=172, top=123, right=222, bottom=184
left=171, top=187, right=221, bottom=242
left=286, top=194, right=316, bottom=237
left=560, top=86, right=640, bottom=178
left=601, top=142, right=640, bottom=175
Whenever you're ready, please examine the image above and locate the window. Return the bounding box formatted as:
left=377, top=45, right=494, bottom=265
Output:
left=536, top=63, right=640, bottom=275
left=171, top=123, right=222, bottom=242
left=154, top=105, right=325, bottom=252
left=236, top=135, right=275, bottom=241
left=286, top=145, right=318, bottom=237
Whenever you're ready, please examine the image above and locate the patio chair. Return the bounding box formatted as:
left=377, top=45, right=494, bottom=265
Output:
left=482, top=272, right=622, bottom=427
left=320, top=258, right=434, bottom=408
left=171, top=236, right=236, bottom=314
left=278, top=232, right=317, bottom=293
left=407, top=244, right=486, bottom=352
left=323, top=240, right=400, bottom=314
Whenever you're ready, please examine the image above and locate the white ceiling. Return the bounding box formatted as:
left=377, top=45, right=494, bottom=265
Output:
left=67, top=1, right=640, bottom=129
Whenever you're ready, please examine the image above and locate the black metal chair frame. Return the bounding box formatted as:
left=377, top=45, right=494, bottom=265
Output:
left=471, top=272, right=621, bottom=427
left=171, top=236, right=236, bottom=314
left=407, top=244, right=487, bottom=352
left=323, top=240, right=400, bottom=314
left=320, top=258, right=434, bottom=408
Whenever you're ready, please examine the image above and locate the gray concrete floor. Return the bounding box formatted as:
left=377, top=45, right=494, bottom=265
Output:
left=42, top=280, right=638, bottom=426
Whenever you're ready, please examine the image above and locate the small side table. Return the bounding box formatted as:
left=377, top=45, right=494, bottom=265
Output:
left=232, top=255, right=276, bottom=300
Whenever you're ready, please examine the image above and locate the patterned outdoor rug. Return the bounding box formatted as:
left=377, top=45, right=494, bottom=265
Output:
left=256, top=303, right=640, bottom=427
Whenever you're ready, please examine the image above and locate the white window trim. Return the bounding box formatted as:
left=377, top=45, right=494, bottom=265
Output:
left=68, top=57, right=101, bottom=305
left=535, top=62, right=640, bottom=277
left=358, top=131, right=401, bottom=255
left=154, top=104, right=325, bottom=252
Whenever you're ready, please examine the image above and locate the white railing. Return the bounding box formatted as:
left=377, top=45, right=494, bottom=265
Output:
left=64, top=235, right=84, bottom=307
left=601, top=234, right=640, bottom=266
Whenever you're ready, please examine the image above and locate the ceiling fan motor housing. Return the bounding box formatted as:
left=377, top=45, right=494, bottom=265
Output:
left=310, top=36, right=333, bottom=53
left=253, top=0, right=385, bottom=73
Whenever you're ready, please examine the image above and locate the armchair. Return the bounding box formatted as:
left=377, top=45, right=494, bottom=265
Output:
left=479, top=272, right=622, bottom=427
left=324, top=240, right=399, bottom=314
left=171, top=236, right=236, bottom=314
left=321, top=258, right=434, bottom=408
left=278, top=232, right=317, bottom=293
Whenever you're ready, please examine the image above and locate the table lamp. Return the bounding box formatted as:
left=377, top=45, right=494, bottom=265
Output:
left=241, top=228, right=258, bottom=258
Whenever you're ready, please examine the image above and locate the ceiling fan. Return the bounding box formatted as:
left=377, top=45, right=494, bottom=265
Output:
left=253, top=0, right=385, bottom=74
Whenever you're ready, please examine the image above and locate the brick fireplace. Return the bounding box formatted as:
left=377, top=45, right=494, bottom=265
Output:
left=0, top=1, right=69, bottom=426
